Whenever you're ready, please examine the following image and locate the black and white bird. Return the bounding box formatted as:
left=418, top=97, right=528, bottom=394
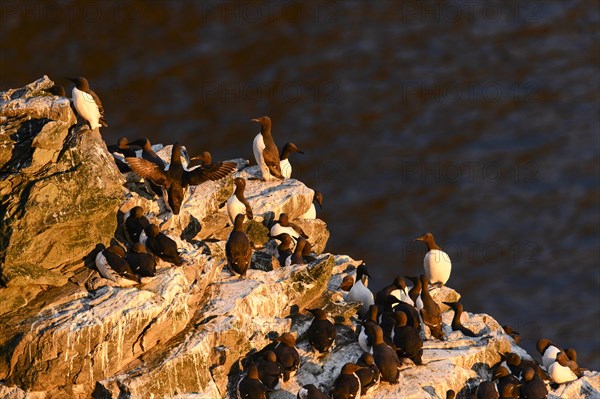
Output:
left=370, top=325, right=401, bottom=384
left=125, top=243, right=156, bottom=277
left=272, top=332, right=300, bottom=382
left=415, top=232, right=452, bottom=286
left=442, top=301, right=479, bottom=337
left=251, top=116, right=284, bottom=181
left=330, top=363, right=362, bottom=399
left=299, top=190, right=323, bottom=219
left=126, top=143, right=236, bottom=215
left=279, top=142, right=304, bottom=179
left=227, top=177, right=253, bottom=225
left=237, top=363, right=268, bottom=399
left=355, top=352, right=380, bottom=395
left=347, top=263, right=375, bottom=318
left=95, top=245, right=139, bottom=285
left=226, top=214, right=252, bottom=277
left=144, top=225, right=183, bottom=266
left=124, top=206, right=150, bottom=243
left=306, top=308, right=336, bottom=354
left=66, top=77, right=108, bottom=130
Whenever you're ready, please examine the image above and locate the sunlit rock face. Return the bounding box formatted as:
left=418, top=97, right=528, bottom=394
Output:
left=0, top=79, right=597, bottom=399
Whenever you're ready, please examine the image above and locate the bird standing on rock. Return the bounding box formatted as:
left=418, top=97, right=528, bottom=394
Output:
left=280, top=142, right=304, bottom=178
left=330, top=363, right=362, bottom=399
left=355, top=352, right=380, bottom=395
left=66, top=76, right=108, bottom=130
left=144, top=225, right=183, bottom=266
left=415, top=232, right=452, bottom=286
left=126, top=143, right=236, bottom=215
left=475, top=381, right=499, bottom=399
left=227, top=177, right=253, bottom=225
left=226, top=214, right=252, bottom=277
left=347, top=263, right=375, bottom=318
left=392, top=311, right=423, bottom=365
left=251, top=116, right=284, bottom=181
left=371, top=324, right=402, bottom=384
left=288, top=236, right=309, bottom=266
left=419, top=274, right=444, bottom=340
left=256, top=350, right=282, bottom=391
left=548, top=352, right=578, bottom=384
left=124, top=206, right=150, bottom=243
left=536, top=338, right=562, bottom=370
left=520, top=367, right=548, bottom=399
left=306, top=308, right=336, bottom=354
left=237, top=363, right=268, bottom=399
left=272, top=332, right=300, bottom=382
left=125, top=243, right=156, bottom=277
left=95, top=245, right=139, bottom=285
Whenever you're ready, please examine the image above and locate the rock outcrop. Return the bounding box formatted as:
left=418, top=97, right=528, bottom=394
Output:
left=0, top=78, right=597, bottom=399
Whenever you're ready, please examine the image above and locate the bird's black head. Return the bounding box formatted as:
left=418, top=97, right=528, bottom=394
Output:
left=250, top=116, right=271, bottom=132
left=66, top=76, right=89, bottom=91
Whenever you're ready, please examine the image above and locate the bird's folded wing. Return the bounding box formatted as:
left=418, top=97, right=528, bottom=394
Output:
left=185, top=161, right=237, bottom=185
left=125, top=157, right=169, bottom=186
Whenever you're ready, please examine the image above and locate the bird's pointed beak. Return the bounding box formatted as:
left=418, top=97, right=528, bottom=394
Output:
left=297, top=149, right=305, bottom=154
left=250, top=118, right=259, bottom=123
left=415, top=235, right=425, bottom=241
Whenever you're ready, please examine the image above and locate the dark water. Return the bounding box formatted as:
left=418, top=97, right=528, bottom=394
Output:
left=2, top=1, right=599, bottom=370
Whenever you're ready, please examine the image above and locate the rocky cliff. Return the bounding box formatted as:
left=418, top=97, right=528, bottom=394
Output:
left=0, top=78, right=598, bottom=399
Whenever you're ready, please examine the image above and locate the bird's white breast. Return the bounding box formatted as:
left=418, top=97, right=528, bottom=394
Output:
left=548, top=361, right=577, bottom=384
left=280, top=158, right=292, bottom=179
left=424, top=249, right=452, bottom=285
left=542, top=346, right=562, bottom=370
left=348, top=280, right=374, bottom=314
left=226, top=195, right=246, bottom=225
left=270, top=224, right=300, bottom=241
left=72, top=88, right=101, bottom=130
left=253, top=133, right=271, bottom=181
left=299, top=203, right=316, bottom=220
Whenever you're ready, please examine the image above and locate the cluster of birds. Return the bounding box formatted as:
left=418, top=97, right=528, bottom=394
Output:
left=236, top=234, right=586, bottom=399
left=44, top=77, right=585, bottom=398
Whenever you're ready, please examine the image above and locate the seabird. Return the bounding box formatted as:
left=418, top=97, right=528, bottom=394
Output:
left=392, top=311, right=423, bottom=365
left=330, top=363, right=362, bottom=399
left=503, top=352, right=546, bottom=380
left=355, top=352, right=380, bottom=395
left=279, top=142, right=304, bottom=179
left=306, top=308, right=336, bottom=354
left=405, top=275, right=423, bottom=310
left=502, top=325, right=521, bottom=344
left=227, top=177, right=253, bottom=225
left=297, top=384, right=327, bottom=399
left=144, top=225, right=183, bottom=265
left=236, top=363, right=269, bottom=399
left=419, top=274, right=444, bottom=340
left=187, top=151, right=212, bottom=170
left=443, top=301, right=479, bottom=337
left=126, top=143, right=237, bottom=215
left=389, top=299, right=421, bottom=331
left=108, top=137, right=141, bottom=173
left=269, top=213, right=307, bottom=245
left=299, top=190, right=323, bottom=219
left=226, top=214, right=252, bottom=277
left=475, top=381, right=499, bottom=399
left=520, top=367, right=548, bottom=399
left=347, top=263, right=375, bottom=318
left=256, top=350, right=282, bottom=391
left=358, top=304, right=379, bottom=353
left=446, top=390, right=456, bottom=399
left=499, top=383, right=520, bottom=399
left=415, top=232, right=452, bottom=286
left=125, top=243, right=156, bottom=277
left=66, top=77, right=108, bottom=130
left=95, top=245, right=139, bottom=285
left=251, top=116, right=284, bottom=181
left=371, top=324, right=401, bottom=384
left=272, top=332, right=299, bottom=382
left=124, top=206, right=150, bottom=243
left=288, top=236, right=308, bottom=266
left=491, top=364, right=520, bottom=399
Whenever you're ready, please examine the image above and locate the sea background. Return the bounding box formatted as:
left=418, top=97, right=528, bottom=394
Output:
left=1, top=1, right=599, bottom=370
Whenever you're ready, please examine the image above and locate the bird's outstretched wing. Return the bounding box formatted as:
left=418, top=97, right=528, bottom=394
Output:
left=185, top=161, right=237, bottom=186
left=126, top=157, right=169, bottom=187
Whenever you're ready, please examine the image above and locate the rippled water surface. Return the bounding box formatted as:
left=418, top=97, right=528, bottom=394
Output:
left=1, top=1, right=599, bottom=369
